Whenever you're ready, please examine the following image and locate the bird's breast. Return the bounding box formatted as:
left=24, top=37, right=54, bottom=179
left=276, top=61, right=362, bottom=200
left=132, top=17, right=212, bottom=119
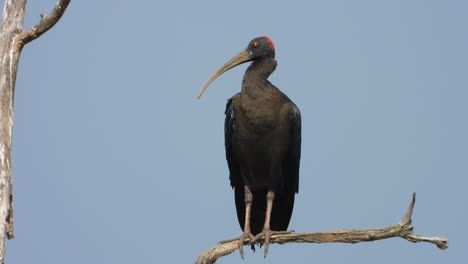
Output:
left=233, top=100, right=289, bottom=148
left=239, top=98, right=281, bottom=129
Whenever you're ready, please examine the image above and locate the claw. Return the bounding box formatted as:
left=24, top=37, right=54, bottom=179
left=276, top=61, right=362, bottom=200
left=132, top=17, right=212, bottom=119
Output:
left=238, top=232, right=255, bottom=258
left=250, top=229, right=272, bottom=257
left=250, top=230, right=293, bottom=257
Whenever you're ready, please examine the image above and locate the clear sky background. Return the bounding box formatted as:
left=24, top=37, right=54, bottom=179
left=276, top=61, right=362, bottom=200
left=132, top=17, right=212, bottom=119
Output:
left=3, top=0, right=466, bottom=263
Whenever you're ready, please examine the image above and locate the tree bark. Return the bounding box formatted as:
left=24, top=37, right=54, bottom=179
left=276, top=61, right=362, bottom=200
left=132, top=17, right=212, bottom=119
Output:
left=195, top=193, right=448, bottom=264
left=0, top=1, right=71, bottom=263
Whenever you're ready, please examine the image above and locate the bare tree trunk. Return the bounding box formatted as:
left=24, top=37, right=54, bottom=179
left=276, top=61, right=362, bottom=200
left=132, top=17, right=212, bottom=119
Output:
left=0, top=1, right=71, bottom=263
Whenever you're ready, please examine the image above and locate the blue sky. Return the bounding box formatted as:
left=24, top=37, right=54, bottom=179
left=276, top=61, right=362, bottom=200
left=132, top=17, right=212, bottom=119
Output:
left=4, top=0, right=467, bottom=263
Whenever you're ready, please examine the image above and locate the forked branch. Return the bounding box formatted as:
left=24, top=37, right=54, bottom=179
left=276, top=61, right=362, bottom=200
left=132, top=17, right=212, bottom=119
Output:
left=17, top=0, right=71, bottom=46
left=195, top=193, right=447, bottom=264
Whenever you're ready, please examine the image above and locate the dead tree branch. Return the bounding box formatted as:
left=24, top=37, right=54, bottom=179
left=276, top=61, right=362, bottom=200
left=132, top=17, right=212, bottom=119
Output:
left=195, top=193, right=447, bottom=264
left=0, top=0, right=71, bottom=263
left=17, top=0, right=71, bottom=46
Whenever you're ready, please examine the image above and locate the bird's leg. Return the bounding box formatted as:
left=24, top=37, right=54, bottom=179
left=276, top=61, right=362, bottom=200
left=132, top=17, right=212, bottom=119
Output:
left=250, top=190, right=279, bottom=257
left=238, top=186, right=255, bottom=258
left=255, top=190, right=274, bottom=256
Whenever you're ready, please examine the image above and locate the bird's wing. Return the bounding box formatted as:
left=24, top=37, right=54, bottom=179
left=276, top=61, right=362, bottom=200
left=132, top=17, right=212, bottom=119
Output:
left=225, top=94, right=241, bottom=188
left=285, top=103, right=301, bottom=193
left=269, top=102, right=301, bottom=232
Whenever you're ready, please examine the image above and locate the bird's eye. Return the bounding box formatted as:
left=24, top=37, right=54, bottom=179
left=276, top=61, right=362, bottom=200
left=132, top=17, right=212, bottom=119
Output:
left=252, top=42, right=258, bottom=48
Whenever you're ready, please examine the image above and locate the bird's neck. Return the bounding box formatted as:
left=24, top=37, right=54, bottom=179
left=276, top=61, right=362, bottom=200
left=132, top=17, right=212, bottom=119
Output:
left=241, top=57, right=277, bottom=98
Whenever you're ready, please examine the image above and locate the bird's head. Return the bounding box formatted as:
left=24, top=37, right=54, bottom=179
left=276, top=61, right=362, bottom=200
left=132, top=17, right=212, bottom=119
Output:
left=197, top=36, right=276, bottom=99
left=246, top=36, right=276, bottom=60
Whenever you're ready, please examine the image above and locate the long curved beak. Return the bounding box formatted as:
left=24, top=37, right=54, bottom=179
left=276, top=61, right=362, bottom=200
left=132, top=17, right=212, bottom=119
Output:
left=197, top=49, right=252, bottom=99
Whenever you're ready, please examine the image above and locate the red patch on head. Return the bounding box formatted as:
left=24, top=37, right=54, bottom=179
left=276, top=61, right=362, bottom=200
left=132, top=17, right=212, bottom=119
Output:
left=260, top=36, right=275, bottom=51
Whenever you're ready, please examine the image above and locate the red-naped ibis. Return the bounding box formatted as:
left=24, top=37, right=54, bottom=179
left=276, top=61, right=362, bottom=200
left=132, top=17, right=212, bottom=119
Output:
left=197, top=36, right=301, bottom=257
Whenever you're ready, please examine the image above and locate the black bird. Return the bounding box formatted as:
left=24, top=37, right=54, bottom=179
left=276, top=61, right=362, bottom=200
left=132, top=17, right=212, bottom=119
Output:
left=197, top=36, right=301, bottom=257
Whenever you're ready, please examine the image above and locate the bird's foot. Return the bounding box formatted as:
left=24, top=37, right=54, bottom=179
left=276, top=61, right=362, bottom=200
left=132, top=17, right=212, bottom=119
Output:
left=250, top=230, right=293, bottom=257
left=237, top=231, right=255, bottom=258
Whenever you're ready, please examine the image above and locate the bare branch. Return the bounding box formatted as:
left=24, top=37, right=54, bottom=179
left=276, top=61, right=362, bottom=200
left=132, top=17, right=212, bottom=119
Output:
left=195, top=193, right=448, bottom=264
left=400, top=192, right=416, bottom=225
left=17, top=0, right=71, bottom=46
